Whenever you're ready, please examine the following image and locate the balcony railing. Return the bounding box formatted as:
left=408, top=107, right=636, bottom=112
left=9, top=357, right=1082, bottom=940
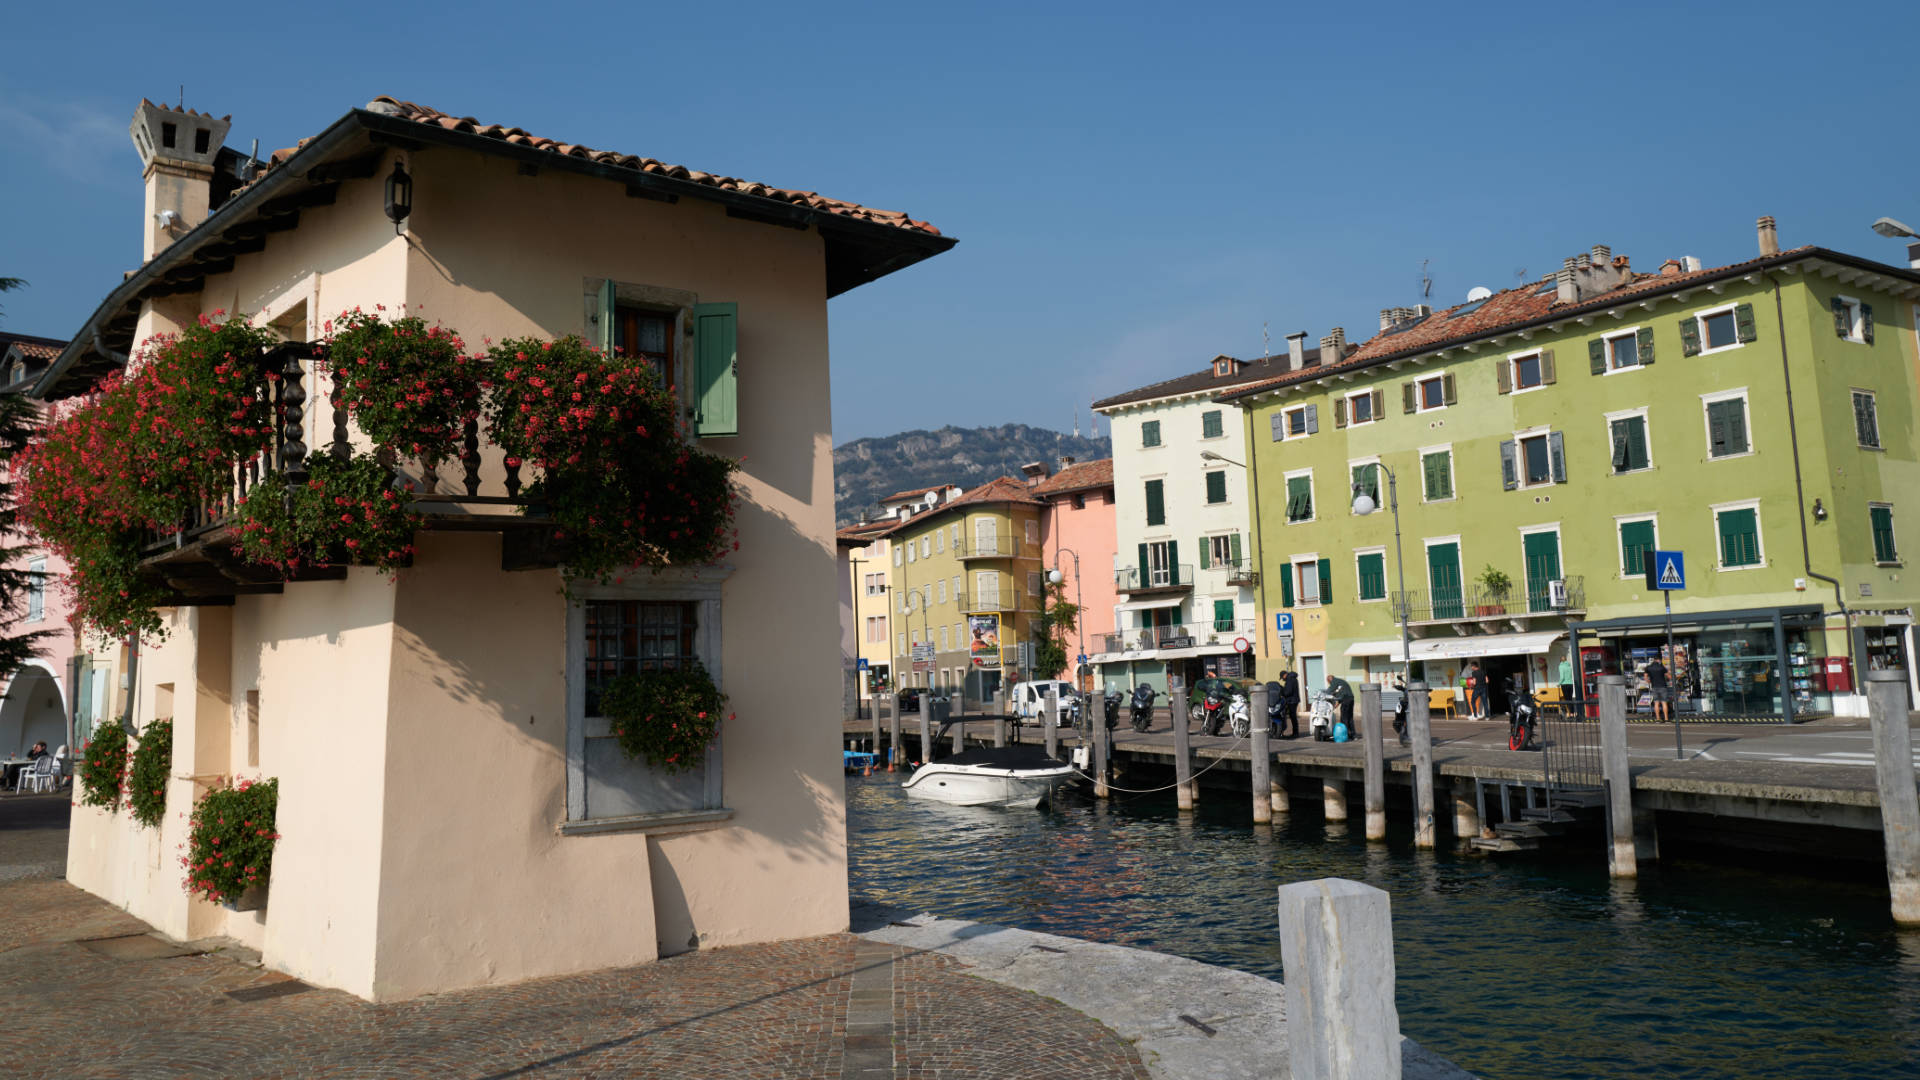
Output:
left=1096, top=619, right=1259, bottom=653
left=955, top=536, right=1022, bottom=559
left=1115, top=564, right=1194, bottom=592
left=1391, top=576, right=1586, bottom=624
left=962, top=591, right=1014, bottom=613
left=1218, top=560, right=1260, bottom=587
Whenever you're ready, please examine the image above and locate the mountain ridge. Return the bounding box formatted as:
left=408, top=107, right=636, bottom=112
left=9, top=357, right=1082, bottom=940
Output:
left=834, top=424, right=1111, bottom=525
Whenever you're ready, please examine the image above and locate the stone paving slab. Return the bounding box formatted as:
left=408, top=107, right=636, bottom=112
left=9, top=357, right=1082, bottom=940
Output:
left=2, top=879, right=1150, bottom=1079
left=856, top=908, right=1475, bottom=1080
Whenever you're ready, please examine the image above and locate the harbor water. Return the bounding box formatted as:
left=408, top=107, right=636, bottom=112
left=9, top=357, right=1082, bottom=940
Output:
left=847, top=772, right=1920, bottom=1079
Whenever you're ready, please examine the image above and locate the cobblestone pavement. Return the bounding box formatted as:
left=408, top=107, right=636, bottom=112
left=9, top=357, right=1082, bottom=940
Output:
left=1, top=879, right=1151, bottom=1080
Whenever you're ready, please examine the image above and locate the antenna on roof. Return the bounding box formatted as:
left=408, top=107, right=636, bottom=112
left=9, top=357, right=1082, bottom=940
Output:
left=1262, top=321, right=1270, bottom=360
left=1420, top=259, right=1433, bottom=299
left=1514, top=267, right=1529, bottom=283
left=178, top=85, right=185, bottom=109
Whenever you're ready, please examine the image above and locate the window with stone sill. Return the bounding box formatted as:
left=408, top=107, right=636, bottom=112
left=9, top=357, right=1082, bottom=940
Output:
left=566, top=569, right=728, bottom=827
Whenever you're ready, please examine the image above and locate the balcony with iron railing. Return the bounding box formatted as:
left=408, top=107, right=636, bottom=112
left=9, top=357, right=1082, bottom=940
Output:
left=1391, top=576, right=1586, bottom=625
left=1097, top=618, right=1259, bottom=654
left=954, top=535, right=1022, bottom=560
left=1115, top=564, right=1194, bottom=593
left=1215, top=559, right=1259, bottom=588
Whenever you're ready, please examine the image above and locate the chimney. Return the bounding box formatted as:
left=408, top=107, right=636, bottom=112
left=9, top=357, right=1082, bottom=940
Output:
left=1285, top=331, right=1307, bottom=371
left=1591, top=244, right=1611, bottom=264
left=1318, top=327, right=1346, bottom=365
left=1757, top=215, right=1779, bottom=256
left=1556, top=257, right=1579, bottom=303
left=1060, top=455, right=1075, bottom=469
left=1683, top=256, right=1703, bottom=272
left=130, top=99, right=231, bottom=262
left=1659, top=258, right=1684, bottom=276
left=1412, top=303, right=1432, bottom=319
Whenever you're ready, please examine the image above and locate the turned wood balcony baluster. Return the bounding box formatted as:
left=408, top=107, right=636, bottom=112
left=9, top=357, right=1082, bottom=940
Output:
left=503, top=453, right=523, bottom=499
left=279, top=349, right=309, bottom=488
left=330, top=383, right=350, bottom=461
left=461, top=417, right=482, bottom=498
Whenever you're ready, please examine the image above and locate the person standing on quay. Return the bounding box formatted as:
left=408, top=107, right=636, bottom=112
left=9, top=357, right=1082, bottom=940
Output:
left=1467, top=662, right=1489, bottom=720
left=1277, top=670, right=1300, bottom=738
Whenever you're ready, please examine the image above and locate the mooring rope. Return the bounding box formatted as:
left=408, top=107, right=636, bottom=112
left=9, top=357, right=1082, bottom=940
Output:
left=1063, top=725, right=1255, bottom=794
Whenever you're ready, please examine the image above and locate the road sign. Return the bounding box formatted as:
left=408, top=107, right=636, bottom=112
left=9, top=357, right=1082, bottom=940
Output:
left=1275, top=613, right=1294, bottom=633
left=912, top=643, right=935, bottom=662
left=857, top=658, right=869, bottom=671
left=1233, top=637, right=1252, bottom=654
left=1645, top=550, right=1686, bottom=591
left=1076, top=653, right=1089, bottom=666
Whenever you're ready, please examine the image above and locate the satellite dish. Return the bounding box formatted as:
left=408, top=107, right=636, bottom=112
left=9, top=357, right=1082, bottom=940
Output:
left=1466, top=286, right=1493, bottom=302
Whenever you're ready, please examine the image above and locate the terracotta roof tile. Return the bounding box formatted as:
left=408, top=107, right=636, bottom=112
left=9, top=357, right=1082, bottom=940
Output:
left=1220, top=247, right=1821, bottom=401
left=1033, top=458, right=1113, bottom=496
left=10, top=341, right=62, bottom=361
left=361, top=97, right=941, bottom=237
left=1093, top=348, right=1334, bottom=411
left=878, top=484, right=955, bottom=504
left=945, top=475, right=1045, bottom=509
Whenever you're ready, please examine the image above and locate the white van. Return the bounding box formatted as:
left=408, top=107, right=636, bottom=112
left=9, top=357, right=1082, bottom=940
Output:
left=1011, top=680, right=1078, bottom=725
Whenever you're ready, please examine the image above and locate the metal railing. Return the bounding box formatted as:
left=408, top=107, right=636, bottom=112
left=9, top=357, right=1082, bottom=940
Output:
left=955, top=536, right=1022, bottom=559
left=1392, top=576, right=1586, bottom=623
left=1095, top=619, right=1258, bottom=653
left=1220, top=560, right=1260, bottom=587
left=1540, top=695, right=1603, bottom=799
left=1115, top=564, right=1193, bottom=591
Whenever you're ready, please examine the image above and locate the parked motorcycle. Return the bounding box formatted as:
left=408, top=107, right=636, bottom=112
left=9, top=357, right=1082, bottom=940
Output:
left=1508, top=678, right=1540, bottom=751
left=1129, top=684, right=1157, bottom=733
left=1308, top=691, right=1338, bottom=741
left=1201, top=684, right=1229, bottom=736
left=1264, top=680, right=1286, bottom=735
left=1103, top=690, right=1123, bottom=730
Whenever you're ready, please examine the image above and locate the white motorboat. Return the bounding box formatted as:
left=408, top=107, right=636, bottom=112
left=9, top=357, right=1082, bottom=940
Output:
left=900, top=746, right=1075, bottom=808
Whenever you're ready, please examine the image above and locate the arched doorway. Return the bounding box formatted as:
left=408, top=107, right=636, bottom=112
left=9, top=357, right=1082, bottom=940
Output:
left=0, top=662, right=68, bottom=758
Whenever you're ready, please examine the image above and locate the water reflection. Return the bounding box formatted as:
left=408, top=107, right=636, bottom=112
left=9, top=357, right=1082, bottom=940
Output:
left=849, top=775, right=1920, bottom=1080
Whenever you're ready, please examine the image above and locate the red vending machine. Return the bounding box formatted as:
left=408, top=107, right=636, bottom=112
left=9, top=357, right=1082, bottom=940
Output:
left=1581, top=644, right=1618, bottom=719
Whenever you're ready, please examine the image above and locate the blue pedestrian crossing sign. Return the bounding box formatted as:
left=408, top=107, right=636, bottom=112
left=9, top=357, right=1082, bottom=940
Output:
left=1646, top=550, right=1686, bottom=591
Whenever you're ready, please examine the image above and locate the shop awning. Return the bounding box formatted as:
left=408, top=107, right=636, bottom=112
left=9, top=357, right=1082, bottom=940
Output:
left=1345, top=640, right=1407, bottom=660
left=1408, top=631, right=1565, bottom=661
left=1116, top=597, right=1186, bottom=614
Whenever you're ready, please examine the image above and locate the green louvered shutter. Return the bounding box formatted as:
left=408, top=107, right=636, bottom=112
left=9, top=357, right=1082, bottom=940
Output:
left=597, top=279, right=618, bottom=354
left=1734, top=303, right=1758, bottom=344
left=1402, top=382, right=1417, bottom=414
left=1358, top=552, right=1385, bottom=600
left=1167, top=540, right=1180, bottom=585
left=1718, top=507, right=1759, bottom=567
left=692, top=302, right=739, bottom=437
left=1137, top=543, right=1149, bottom=589
left=1541, top=349, right=1556, bottom=384
left=1862, top=303, right=1876, bottom=344
left=1317, top=557, right=1332, bottom=604
left=1499, top=440, right=1518, bottom=490
left=1198, top=536, right=1211, bottom=570
left=1548, top=431, right=1567, bottom=483
left=1145, top=480, right=1165, bottom=526
left=1334, top=398, right=1348, bottom=427
left=1229, top=532, right=1243, bottom=567
left=1679, top=316, right=1702, bottom=356
left=1213, top=599, right=1235, bottom=632
left=1588, top=338, right=1606, bottom=375
left=1441, top=372, right=1457, bottom=405
left=1205, top=470, right=1227, bottom=504
left=1280, top=563, right=1294, bottom=607
left=1619, top=519, right=1655, bottom=576
left=1832, top=297, right=1850, bottom=337
left=1628, top=417, right=1648, bottom=470
left=1636, top=326, right=1655, bottom=366
left=1872, top=506, right=1898, bottom=563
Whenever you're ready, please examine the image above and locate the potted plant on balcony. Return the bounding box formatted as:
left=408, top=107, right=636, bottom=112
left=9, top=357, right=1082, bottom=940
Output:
left=1475, top=565, right=1512, bottom=616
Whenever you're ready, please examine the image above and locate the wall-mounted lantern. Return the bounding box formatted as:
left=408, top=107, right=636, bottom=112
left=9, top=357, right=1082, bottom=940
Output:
left=383, top=161, right=412, bottom=231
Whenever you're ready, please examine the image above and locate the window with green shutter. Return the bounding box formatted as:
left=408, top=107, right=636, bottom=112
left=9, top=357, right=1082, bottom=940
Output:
left=1144, top=479, right=1166, bottom=527
left=1357, top=552, right=1386, bottom=601
left=1142, top=420, right=1162, bottom=448
left=692, top=302, right=739, bottom=437
left=1285, top=474, right=1313, bottom=523
left=1201, top=410, right=1224, bottom=439
left=1854, top=391, right=1881, bottom=448
left=1205, top=470, right=1228, bottom=504
left=1619, top=519, right=1656, bottom=577
left=1872, top=505, right=1899, bottom=564
left=1213, top=599, right=1236, bottom=632
left=1317, top=557, right=1333, bottom=604
left=1350, top=463, right=1379, bottom=505
left=1609, top=415, right=1650, bottom=473
left=1706, top=397, right=1749, bottom=458
left=1422, top=450, right=1453, bottom=500
left=1716, top=506, right=1761, bottom=568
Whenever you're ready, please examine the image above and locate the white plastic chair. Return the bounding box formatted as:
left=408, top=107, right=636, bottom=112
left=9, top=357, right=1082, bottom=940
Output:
left=21, top=756, right=55, bottom=794
left=51, top=746, right=68, bottom=787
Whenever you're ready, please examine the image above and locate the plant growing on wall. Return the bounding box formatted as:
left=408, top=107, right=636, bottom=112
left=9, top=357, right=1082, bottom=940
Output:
left=1032, top=579, right=1080, bottom=680
left=484, top=335, right=739, bottom=581
left=77, top=718, right=130, bottom=809
left=126, top=717, right=173, bottom=828
left=325, top=308, right=480, bottom=461
left=601, top=662, right=728, bottom=775
left=231, top=454, right=419, bottom=573
left=181, top=776, right=279, bottom=906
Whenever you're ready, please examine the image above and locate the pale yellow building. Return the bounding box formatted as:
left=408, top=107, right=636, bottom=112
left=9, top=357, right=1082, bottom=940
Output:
left=45, top=97, right=952, bottom=1001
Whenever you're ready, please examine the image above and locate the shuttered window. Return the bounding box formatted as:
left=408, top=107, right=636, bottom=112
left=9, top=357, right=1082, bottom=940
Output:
left=1350, top=463, right=1379, bottom=504
left=692, top=302, right=739, bottom=437
left=1142, top=420, right=1162, bottom=448
left=1205, top=470, right=1228, bottom=504
left=1356, top=552, right=1386, bottom=601
left=1619, top=519, right=1656, bottom=577
left=1286, top=474, right=1314, bottom=523
left=1144, top=479, right=1166, bottom=526
left=1609, top=415, right=1650, bottom=473
left=1317, top=557, right=1333, bottom=605
left=1422, top=450, right=1453, bottom=501
left=1213, top=599, right=1236, bottom=632
left=1201, top=410, right=1224, bottom=439
left=1854, top=391, right=1881, bottom=448
left=1872, top=505, right=1899, bottom=564
left=1716, top=507, right=1762, bottom=569
left=1294, top=559, right=1320, bottom=605
left=1706, top=397, right=1750, bottom=458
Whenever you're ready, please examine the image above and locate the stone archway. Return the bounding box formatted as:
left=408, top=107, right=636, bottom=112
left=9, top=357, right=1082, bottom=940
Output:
left=0, top=662, right=68, bottom=758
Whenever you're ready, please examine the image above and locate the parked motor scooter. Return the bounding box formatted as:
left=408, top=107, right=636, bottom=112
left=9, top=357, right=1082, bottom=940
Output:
left=1508, top=677, right=1540, bottom=751
left=1103, top=690, right=1123, bottom=730
left=1391, top=680, right=1410, bottom=747
left=1264, top=680, right=1286, bottom=735
left=1226, top=692, right=1252, bottom=738
left=1129, top=684, right=1157, bottom=732
left=1308, top=691, right=1338, bottom=741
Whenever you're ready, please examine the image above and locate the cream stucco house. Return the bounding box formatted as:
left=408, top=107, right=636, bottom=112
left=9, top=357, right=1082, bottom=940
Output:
left=39, top=97, right=952, bottom=1001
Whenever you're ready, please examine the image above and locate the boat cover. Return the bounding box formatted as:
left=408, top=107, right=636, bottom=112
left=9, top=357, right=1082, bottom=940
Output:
left=937, top=746, right=1070, bottom=769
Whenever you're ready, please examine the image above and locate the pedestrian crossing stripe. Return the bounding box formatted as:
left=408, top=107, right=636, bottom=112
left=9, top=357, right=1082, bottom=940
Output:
left=1659, top=558, right=1682, bottom=586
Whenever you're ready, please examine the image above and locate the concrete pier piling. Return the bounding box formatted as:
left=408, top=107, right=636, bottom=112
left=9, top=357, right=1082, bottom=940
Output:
left=918, top=702, right=932, bottom=766
left=1044, top=691, right=1059, bottom=760
left=888, top=696, right=902, bottom=771
left=1250, top=684, right=1272, bottom=824
left=1449, top=780, right=1479, bottom=839
left=1598, top=675, right=1636, bottom=879
left=1867, top=668, right=1920, bottom=925
left=872, top=698, right=884, bottom=769
left=1323, top=779, right=1348, bottom=821
left=1272, top=767, right=1291, bottom=815
left=1171, top=680, right=1194, bottom=811
left=1408, top=680, right=1436, bottom=848
left=1276, top=878, right=1403, bottom=1080
left=1092, top=714, right=1110, bottom=800
left=993, top=713, right=1007, bottom=748
left=1360, top=683, right=1386, bottom=841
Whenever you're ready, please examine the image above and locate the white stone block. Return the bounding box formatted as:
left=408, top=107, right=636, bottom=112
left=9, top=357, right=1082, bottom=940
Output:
left=1277, top=878, right=1402, bottom=1080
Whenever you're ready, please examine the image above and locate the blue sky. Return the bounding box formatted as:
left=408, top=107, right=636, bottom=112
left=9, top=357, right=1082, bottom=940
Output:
left=4, top=1, right=1918, bottom=443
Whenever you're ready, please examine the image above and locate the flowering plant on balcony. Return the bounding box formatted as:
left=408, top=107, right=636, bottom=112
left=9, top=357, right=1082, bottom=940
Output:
left=127, top=718, right=173, bottom=829
left=232, top=453, right=419, bottom=573
left=326, top=308, right=479, bottom=462
left=600, top=662, right=728, bottom=774
left=181, top=776, right=279, bottom=906
left=484, top=335, right=738, bottom=580
left=77, top=718, right=130, bottom=810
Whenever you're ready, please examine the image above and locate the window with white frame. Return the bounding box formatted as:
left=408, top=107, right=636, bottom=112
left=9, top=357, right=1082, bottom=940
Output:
left=1832, top=296, right=1871, bottom=344
left=1713, top=501, right=1764, bottom=570
left=866, top=616, right=886, bottom=643
left=1292, top=557, right=1322, bottom=605
left=1415, top=374, right=1449, bottom=412
left=1344, top=389, right=1377, bottom=426
left=1284, top=469, right=1314, bottom=524
left=1207, top=534, right=1236, bottom=569
left=568, top=578, right=725, bottom=825
left=1604, top=328, right=1644, bottom=371
left=939, top=625, right=951, bottom=651
left=1691, top=303, right=1750, bottom=355
left=920, top=536, right=931, bottom=559
left=1502, top=430, right=1565, bottom=489
left=1281, top=403, right=1317, bottom=440
left=1871, top=503, right=1900, bottom=565
left=950, top=524, right=960, bottom=548
left=1421, top=446, right=1454, bottom=501
left=1854, top=390, right=1881, bottom=449
left=1355, top=548, right=1387, bottom=602
left=1509, top=350, right=1547, bottom=392
left=937, top=579, right=947, bottom=604
left=1702, top=390, right=1751, bottom=459
left=1616, top=515, right=1657, bottom=579
left=951, top=575, right=961, bottom=601
left=1607, top=409, right=1651, bottom=474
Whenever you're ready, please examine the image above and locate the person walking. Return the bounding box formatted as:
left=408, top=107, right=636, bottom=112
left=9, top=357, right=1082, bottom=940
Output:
left=1277, top=670, right=1301, bottom=738
left=1645, top=655, right=1671, bottom=722
left=1467, top=662, right=1489, bottom=720
left=1557, top=653, right=1575, bottom=703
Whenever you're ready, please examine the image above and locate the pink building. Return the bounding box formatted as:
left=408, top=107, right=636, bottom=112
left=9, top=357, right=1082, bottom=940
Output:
left=1032, top=458, right=1117, bottom=690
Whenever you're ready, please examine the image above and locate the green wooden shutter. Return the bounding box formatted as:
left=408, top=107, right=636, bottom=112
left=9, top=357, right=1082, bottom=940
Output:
left=1548, top=431, right=1567, bottom=483
left=1636, top=326, right=1655, bottom=366
left=597, top=279, right=619, bottom=354
left=1205, top=470, right=1227, bottom=504
left=1862, top=303, right=1876, bottom=344
left=1280, top=563, right=1294, bottom=607
left=1496, top=361, right=1512, bottom=394
left=1202, top=411, right=1223, bottom=438
left=1213, top=599, right=1235, bottom=631
left=1707, top=401, right=1729, bottom=456
left=1619, top=519, right=1655, bottom=576
left=1230, top=532, right=1243, bottom=567
left=1541, top=349, right=1556, bottom=385
left=1679, top=316, right=1702, bottom=356
left=1734, top=303, right=1757, bottom=344
left=1138, top=543, right=1150, bottom=588
left=1317, top=557, right=1333, bottom=604
left=1872, top=506, right=1898, bottom=563
left=1371, top=389, right=1385, bottom=419
left=1142, top=420, right=1161, bottom=447
left=1358, top=552, right=1384, bottom=600
left=1402, top=382, right=1417, bottom=414
left=1588, top=338, right=1606, bottom=375
left=1628, top=417, right=1648, bottom=470
left=1610, top=419, right=1630, bottom=472
left=1334, top=398, right=1347, bottom=427
left=1198, top=535, right=1211, bottom=570
left=1499, top=440, right=1517, bottom=490
left=1832, top=296, right=1850, bottom=337
left=692, top=301, right=738, bottom=437
left=1718, top=508, right=1759, bottom=567
left=1145, top=480, right=1165, bottom=526
left=1167, top=540, right=1180, bottom=585
left=1441, top=372, right=1457, bottom=405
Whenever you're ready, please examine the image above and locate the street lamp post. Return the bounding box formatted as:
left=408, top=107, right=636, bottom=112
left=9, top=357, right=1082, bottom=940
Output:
left=1047, top=548, right=1086, bottom=687
left=1201, top=448, right=1264, bottom=675
left=1352, top=465, right=1414, bottom=687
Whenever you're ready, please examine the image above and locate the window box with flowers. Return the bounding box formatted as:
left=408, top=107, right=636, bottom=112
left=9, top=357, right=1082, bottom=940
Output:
left=182, top=776, right=279, bottom=911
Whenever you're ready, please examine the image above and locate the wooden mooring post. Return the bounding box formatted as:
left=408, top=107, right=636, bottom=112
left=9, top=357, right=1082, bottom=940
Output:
left=1044, top=691, right=1059, bottom=759
left=1867, top=668, right=1920, bottom=925
left=1092, top=712, right=1109, bottom=800
left=1361, top=683, right=1386, bottom=841
left=1408, top=680, right=1436, bottom=848
left=870, top=696, right=883, bottom=770
left=888, top=694, right=902, bottom=772
left=1250, top=683, right=1272, bottom=824
left=1598, top=674, right=1636, bottom=879
left=918, top=701, right=932, bottom=766
left=1170, top=679, right=1194, bottom=810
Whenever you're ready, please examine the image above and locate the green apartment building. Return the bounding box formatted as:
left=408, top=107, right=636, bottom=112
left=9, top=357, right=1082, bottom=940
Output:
left=1223, top=221, right=1920, bottom=721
